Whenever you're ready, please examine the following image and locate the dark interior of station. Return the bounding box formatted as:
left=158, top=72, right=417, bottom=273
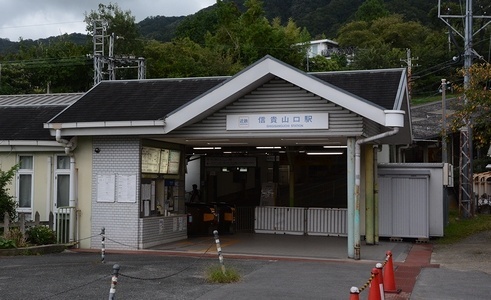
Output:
left=192, top=147, right=348, bottom=209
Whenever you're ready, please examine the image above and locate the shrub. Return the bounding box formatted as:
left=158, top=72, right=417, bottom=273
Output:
left=0, top=165, right=19, bottom=223
left=4, top=228, right=27, bottom=248
left=205, top=265, right=241, bottom=283
left=26, top=226, right=57, bottom=245
left=0, top=236, right=16, bottom=249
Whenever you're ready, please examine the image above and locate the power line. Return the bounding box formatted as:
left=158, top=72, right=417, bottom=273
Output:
left=0, top=21, right=85, bottom=30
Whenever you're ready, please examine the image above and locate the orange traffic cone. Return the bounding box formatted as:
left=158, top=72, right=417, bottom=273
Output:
left=368, top=268, right=381, bottom=300
left=383, top=250, right=401, bottom=293
left=349, top=286, right=360, bottom=300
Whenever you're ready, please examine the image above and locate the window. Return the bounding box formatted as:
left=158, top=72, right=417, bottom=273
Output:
left=17, top=156, right=33, bottom=213
left=55, top=156, right=70, bottom=208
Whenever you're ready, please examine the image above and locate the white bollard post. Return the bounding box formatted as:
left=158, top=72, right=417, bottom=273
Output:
left=101, top=227, right=106, bottom=264
left=108, top=264, right=120, bottom=300
left=213, top=230, right=226, bottom=275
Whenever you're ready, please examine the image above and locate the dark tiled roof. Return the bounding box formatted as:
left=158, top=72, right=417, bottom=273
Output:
left=0, top=106, right=67, bottom=140
left=411, top=98, right=458, bottom=140
left=0, top=93, right=81, bottom=141
left=50, top=78, right=228, bottom=123
left=50, top=69, right=404, bottom=124
left=312, top=69, right=402, bottom=110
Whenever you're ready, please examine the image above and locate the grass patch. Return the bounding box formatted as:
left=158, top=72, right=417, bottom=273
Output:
left=436, top=209, right=491, bottom=244
left=205, top=265, right=241, bottom=283
left=411, top=94, right=443, bottom=106
left=411, top=92, right=462, bottom=106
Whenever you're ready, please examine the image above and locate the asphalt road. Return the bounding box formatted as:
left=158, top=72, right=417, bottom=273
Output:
left=2, top=231, right=491, bottom=300
left=0, top=250, right=376, bottom=300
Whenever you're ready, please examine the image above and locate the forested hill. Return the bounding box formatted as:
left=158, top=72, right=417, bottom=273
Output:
left=0, top=0, right=439, bottom=53
left=139, top=0, right=437, bottom=42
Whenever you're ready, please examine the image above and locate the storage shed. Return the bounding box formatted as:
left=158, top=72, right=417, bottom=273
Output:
left=378, top=163, right=447, bottom=239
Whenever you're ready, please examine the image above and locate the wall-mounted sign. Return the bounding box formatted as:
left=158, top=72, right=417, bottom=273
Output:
left=142, top=146, right=180, bottom=174
left=226, top=113, right=329, bottom=130
left=168, top=150, right=180, bottom=174
left=141, top=147, right=160, bottom=173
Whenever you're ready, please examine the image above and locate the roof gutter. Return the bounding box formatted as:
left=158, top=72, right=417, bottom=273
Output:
left=353, top=110, right=405, bottom=260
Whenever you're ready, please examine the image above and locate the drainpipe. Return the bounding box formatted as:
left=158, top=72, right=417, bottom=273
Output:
left=364, top=145, right=375, bottom=245
left=373, top=145, right=382, bottom=244
left=397, top=144, right=412, bottom=163
left=55, top=129, right=77, bottom=243
left=354, top=110, right=404, bottom=260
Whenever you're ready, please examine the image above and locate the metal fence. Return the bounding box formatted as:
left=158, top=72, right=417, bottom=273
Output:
left=254, top=206, right=347, bottom=236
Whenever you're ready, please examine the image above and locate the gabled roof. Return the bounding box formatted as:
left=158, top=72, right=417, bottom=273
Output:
left=45, top=56, right=411, bottom=144
left=0, top=93, right=82, bottom=144
left=164, top=56, right=407, bottom=133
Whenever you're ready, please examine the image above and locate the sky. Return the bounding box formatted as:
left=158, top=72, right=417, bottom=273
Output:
left=0, top=0, right=217, bottom=41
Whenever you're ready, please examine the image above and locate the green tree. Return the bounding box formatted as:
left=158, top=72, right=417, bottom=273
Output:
left=143, top=38, right=242, bottom=78
left=307, top=54, right=344, bottom=72
left=0, top=36, right=91, bottom=94
left=175, top=9, right=220, bottom=46
left=84, top=3, right=143, bottom=56
left=354, top=0, right=389, bottom=22
left=205, top=0, right=311, bottom=68
left=451, top=63, right=491, bottom=148
left=337, top=14, right=448, bottom=75
left=0, top=165, right=19, bottom=223
left=0, top=63, right=31, bottom=94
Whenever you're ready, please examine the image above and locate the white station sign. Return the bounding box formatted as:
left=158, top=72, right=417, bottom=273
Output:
left=226, top=113, right=329, bottom=130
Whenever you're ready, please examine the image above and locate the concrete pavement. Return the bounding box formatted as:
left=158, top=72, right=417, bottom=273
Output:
left=1, top=233, right=491, bottom=299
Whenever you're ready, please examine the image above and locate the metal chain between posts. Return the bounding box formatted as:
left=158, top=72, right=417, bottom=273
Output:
left=382, top=251, right=391, bottom=268
left=358, top=273, right=375, bottom=292
left=118, top=241, right=216, bottom=281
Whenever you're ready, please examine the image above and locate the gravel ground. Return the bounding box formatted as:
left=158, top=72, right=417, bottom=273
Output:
left=430, top=230, right=491, bottom=274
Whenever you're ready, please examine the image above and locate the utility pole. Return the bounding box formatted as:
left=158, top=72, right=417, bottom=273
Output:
left=438, top=0, right=491, bottom=218
left=441, top=79, right=447, bottom=164
left=400, top=48, right=418, bottom=98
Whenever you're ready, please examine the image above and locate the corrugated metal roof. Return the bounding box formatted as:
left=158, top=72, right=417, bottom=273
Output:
left=0, top=93, right=83, bottom=106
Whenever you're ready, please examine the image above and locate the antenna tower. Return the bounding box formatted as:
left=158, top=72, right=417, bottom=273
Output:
left=438, top=0, right=491, bottom=217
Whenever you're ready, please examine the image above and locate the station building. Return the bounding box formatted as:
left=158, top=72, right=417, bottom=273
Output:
left=4, top=56, right=424, bottom=259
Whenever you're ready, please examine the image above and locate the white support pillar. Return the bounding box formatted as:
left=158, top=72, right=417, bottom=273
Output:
left=347, top=138, right=356, bottom=259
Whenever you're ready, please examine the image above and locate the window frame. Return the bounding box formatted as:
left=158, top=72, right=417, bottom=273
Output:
left=54, top=155, right=71, bottom=209
left=16, top=155, right=34, bottom=214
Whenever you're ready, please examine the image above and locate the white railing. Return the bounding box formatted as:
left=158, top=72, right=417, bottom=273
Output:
left=255, top=206, right=347, bottom=236
left=55, top=206, right=75, bottom=244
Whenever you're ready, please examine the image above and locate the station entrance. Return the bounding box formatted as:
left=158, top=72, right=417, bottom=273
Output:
left=187, top=146, right=348, bottom=233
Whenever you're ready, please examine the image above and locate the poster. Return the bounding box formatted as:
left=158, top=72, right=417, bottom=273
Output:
left=116, top=175, right=137, bottom=203
left=96, top=174, right=115, bottom=202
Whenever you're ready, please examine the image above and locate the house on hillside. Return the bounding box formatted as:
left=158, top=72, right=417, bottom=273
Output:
left=306, top=39, right=340, bottom=58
